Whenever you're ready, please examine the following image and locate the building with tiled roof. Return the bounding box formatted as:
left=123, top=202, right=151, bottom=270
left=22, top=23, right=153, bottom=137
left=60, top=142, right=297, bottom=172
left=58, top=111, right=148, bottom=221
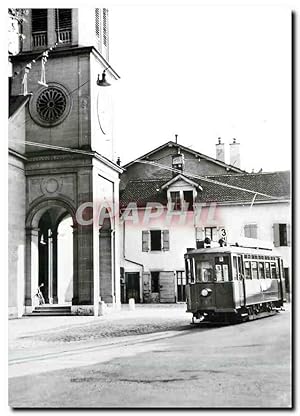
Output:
left=120, top=171, right=290, bottom=207
left=119, top=142, right=291, bottom=304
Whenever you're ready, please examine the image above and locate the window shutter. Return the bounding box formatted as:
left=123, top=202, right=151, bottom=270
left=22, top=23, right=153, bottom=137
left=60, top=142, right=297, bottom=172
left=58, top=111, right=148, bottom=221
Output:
left=287, top=224, right=291, bottom=247
left=195, top=227, right=204, bottom=241
left=142, top=231, right=149, bottom=252
left=95, top=8, right=100, bottom=39
left=273, top=223, right=280, bottom=247
left=102, top=8, right=109, bottom=47
left=244, top=224, right=257, bottom=239
left=251, top=224, right=258, bottom=239
left=162, top=230, right=170, bottom=251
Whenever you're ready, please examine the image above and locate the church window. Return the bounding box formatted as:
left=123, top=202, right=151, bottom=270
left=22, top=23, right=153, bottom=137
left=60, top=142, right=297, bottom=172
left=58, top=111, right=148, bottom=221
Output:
left=30, top=83, right=71, bottom=127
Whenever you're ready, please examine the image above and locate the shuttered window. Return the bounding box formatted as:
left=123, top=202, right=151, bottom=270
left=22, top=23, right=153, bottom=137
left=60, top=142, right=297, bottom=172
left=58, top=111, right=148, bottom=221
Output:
left=205, top=227, right=218, bottom=241
left=162, top=230, right=170, bottom=251
left=142, top=230, right=170, bottom=252
left=142, top=230, right=150, bottom=252
left=244, top=224, right=257, bottom=239
left=273, top=223, right=290, bottom=247
left=150, top=230, right=161, bottom=251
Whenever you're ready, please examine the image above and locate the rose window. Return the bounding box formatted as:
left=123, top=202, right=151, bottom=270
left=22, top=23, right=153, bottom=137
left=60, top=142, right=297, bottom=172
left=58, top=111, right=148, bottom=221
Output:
left=36, top=87, right=67, bottom=122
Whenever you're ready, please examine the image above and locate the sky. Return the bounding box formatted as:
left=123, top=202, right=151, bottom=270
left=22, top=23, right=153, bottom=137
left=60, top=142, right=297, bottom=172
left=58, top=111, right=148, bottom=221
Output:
left=108, top=4, right=292, bottom=173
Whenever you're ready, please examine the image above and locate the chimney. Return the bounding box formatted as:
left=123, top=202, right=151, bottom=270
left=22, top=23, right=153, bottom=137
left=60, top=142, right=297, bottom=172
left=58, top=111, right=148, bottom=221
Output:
left=215, top=137, right=225, bottom=162
left=229, top=138, right=241, bottom=168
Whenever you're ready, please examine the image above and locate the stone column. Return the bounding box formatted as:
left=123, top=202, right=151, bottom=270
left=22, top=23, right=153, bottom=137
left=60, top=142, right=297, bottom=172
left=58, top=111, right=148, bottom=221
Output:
left=72, top=224, right=79, bottom=305
left=52, top=230, right=58, bottom=304
left=72, top=224, right=95, bottom=314
left=47, top=9, right=56, bottom=47
left=48, top=229, right=53, bottom=304
left=99, top=229, right=113, bottom=303
left=25, top=227, right=39, bottom=312
left=111, top=229, right=116, bottom=305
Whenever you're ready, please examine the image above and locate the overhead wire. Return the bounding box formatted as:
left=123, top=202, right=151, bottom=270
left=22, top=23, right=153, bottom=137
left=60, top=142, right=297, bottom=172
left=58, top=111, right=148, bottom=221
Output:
left=135, top=159, right=279, bottom=200
left=8, top=137, right=284, bottom=200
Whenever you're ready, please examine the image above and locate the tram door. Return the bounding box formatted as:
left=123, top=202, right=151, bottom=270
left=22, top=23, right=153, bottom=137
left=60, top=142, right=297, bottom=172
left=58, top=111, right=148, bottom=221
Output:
left=125, top=273, right=140, bottom=303
left=233, top=255, right=244, bottom=307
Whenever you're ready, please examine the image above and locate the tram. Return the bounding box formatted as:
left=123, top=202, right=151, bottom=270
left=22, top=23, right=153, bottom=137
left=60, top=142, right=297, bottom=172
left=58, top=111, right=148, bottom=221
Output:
left=184, top=242, right=286, bottom=324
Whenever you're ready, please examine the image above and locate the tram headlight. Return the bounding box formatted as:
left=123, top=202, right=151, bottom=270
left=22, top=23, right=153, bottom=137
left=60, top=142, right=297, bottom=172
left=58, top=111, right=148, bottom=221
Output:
left=201, top=288, right=211, bottom=297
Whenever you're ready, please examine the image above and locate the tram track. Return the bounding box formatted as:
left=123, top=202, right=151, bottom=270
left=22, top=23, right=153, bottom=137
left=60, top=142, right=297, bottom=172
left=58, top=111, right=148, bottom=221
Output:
left=9, top=328, right=201, bottom=379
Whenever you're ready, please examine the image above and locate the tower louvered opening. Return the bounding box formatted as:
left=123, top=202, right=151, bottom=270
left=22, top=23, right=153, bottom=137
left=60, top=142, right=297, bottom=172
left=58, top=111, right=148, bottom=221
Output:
left=32, top=9, right=48, bottom=48
left=95, top=8, right=109, bottom=54
left=55, top=9, right=72, bottom=44
left=102, top=8, right=108, bottom=47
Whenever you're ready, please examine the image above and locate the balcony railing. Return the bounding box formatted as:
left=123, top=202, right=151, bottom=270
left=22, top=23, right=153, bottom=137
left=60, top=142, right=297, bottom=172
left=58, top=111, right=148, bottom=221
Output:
left=32, top=31, right=47, bottom=48
left=56, top=29, right=72, bottom=45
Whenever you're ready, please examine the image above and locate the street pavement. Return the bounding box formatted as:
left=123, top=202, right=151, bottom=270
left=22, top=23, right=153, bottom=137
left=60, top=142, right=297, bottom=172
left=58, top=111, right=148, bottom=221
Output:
left=8, top=304, right=292, bottom=408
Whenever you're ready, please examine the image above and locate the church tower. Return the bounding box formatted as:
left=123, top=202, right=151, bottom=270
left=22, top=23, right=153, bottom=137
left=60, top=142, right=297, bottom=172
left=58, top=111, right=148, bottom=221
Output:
left=9, top=8, right=122, bottom=317
left=11, top=8, right=118, bottom=159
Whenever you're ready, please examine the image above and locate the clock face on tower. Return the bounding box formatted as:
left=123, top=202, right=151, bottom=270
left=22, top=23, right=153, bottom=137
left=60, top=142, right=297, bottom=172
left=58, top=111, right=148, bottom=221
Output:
left=97, top=88, right=112, bottom=135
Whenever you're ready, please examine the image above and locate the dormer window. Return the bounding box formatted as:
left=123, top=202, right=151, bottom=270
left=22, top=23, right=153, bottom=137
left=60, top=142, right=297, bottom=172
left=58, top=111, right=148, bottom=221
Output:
left=169, top=190, right=195, bottom=211
left=162, top=174, right=202, bottom=212
left=183, top=191, right=194, bottom=211
left=170, top=191, right=181, bottom=211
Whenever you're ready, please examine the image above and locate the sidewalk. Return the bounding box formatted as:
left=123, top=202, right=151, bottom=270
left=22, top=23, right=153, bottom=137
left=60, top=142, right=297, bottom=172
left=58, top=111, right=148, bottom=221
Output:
left=8, top=303, right=189, bottom=347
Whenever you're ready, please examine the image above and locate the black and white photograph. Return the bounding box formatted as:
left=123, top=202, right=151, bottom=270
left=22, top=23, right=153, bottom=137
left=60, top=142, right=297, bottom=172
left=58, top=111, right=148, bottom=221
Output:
left=6, top=0, right=294, bottom=409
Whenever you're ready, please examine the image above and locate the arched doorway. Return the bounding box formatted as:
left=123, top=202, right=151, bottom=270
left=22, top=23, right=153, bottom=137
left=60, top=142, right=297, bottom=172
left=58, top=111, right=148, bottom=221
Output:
left=37, top=210, right=74, bottom=305
left=25, top=199, right=76, bottom=311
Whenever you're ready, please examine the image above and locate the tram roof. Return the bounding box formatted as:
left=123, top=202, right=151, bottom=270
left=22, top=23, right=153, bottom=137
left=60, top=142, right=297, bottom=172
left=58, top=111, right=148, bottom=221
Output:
left=185, top=245, right=281, bottom=257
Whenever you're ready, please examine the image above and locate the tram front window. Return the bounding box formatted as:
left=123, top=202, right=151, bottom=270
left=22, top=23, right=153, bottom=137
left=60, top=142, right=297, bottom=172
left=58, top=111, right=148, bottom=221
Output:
left=196, top=260, right=214, bottom=282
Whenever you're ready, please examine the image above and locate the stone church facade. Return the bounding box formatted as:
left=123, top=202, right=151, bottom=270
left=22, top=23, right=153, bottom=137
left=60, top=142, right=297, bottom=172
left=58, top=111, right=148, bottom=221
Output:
left=8, top=8, right=122, bottom=318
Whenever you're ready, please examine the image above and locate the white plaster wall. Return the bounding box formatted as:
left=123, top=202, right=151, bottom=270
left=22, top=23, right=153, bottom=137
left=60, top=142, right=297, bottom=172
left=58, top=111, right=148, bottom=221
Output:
left=90, top=54, right=116, bottom=161
left=77, top=8, right=95, bottom=47
left=218, top=202, right=291, bottom=267
left=120, top=201, right=291, bottom=273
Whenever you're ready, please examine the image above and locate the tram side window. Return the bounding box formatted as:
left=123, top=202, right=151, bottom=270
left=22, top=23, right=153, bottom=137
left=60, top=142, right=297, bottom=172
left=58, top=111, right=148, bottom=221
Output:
left=232, top=257, right=238, bottom=280
left=196, top=260, right=213, bottom=282
left=185, top=259, right=190, bottom=284
left=186, top=258, right=195, bottom=283
left=244, top=261, right=251, bottom=279
left=251, top=262, right=258, bottom=279
left=271, top=262, right=277, bottom=279
left=258, top=262, right=265, bottom=279
left=265, top=262, right=271, bottom=278
left=214, top=256, right=231, bottom=281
